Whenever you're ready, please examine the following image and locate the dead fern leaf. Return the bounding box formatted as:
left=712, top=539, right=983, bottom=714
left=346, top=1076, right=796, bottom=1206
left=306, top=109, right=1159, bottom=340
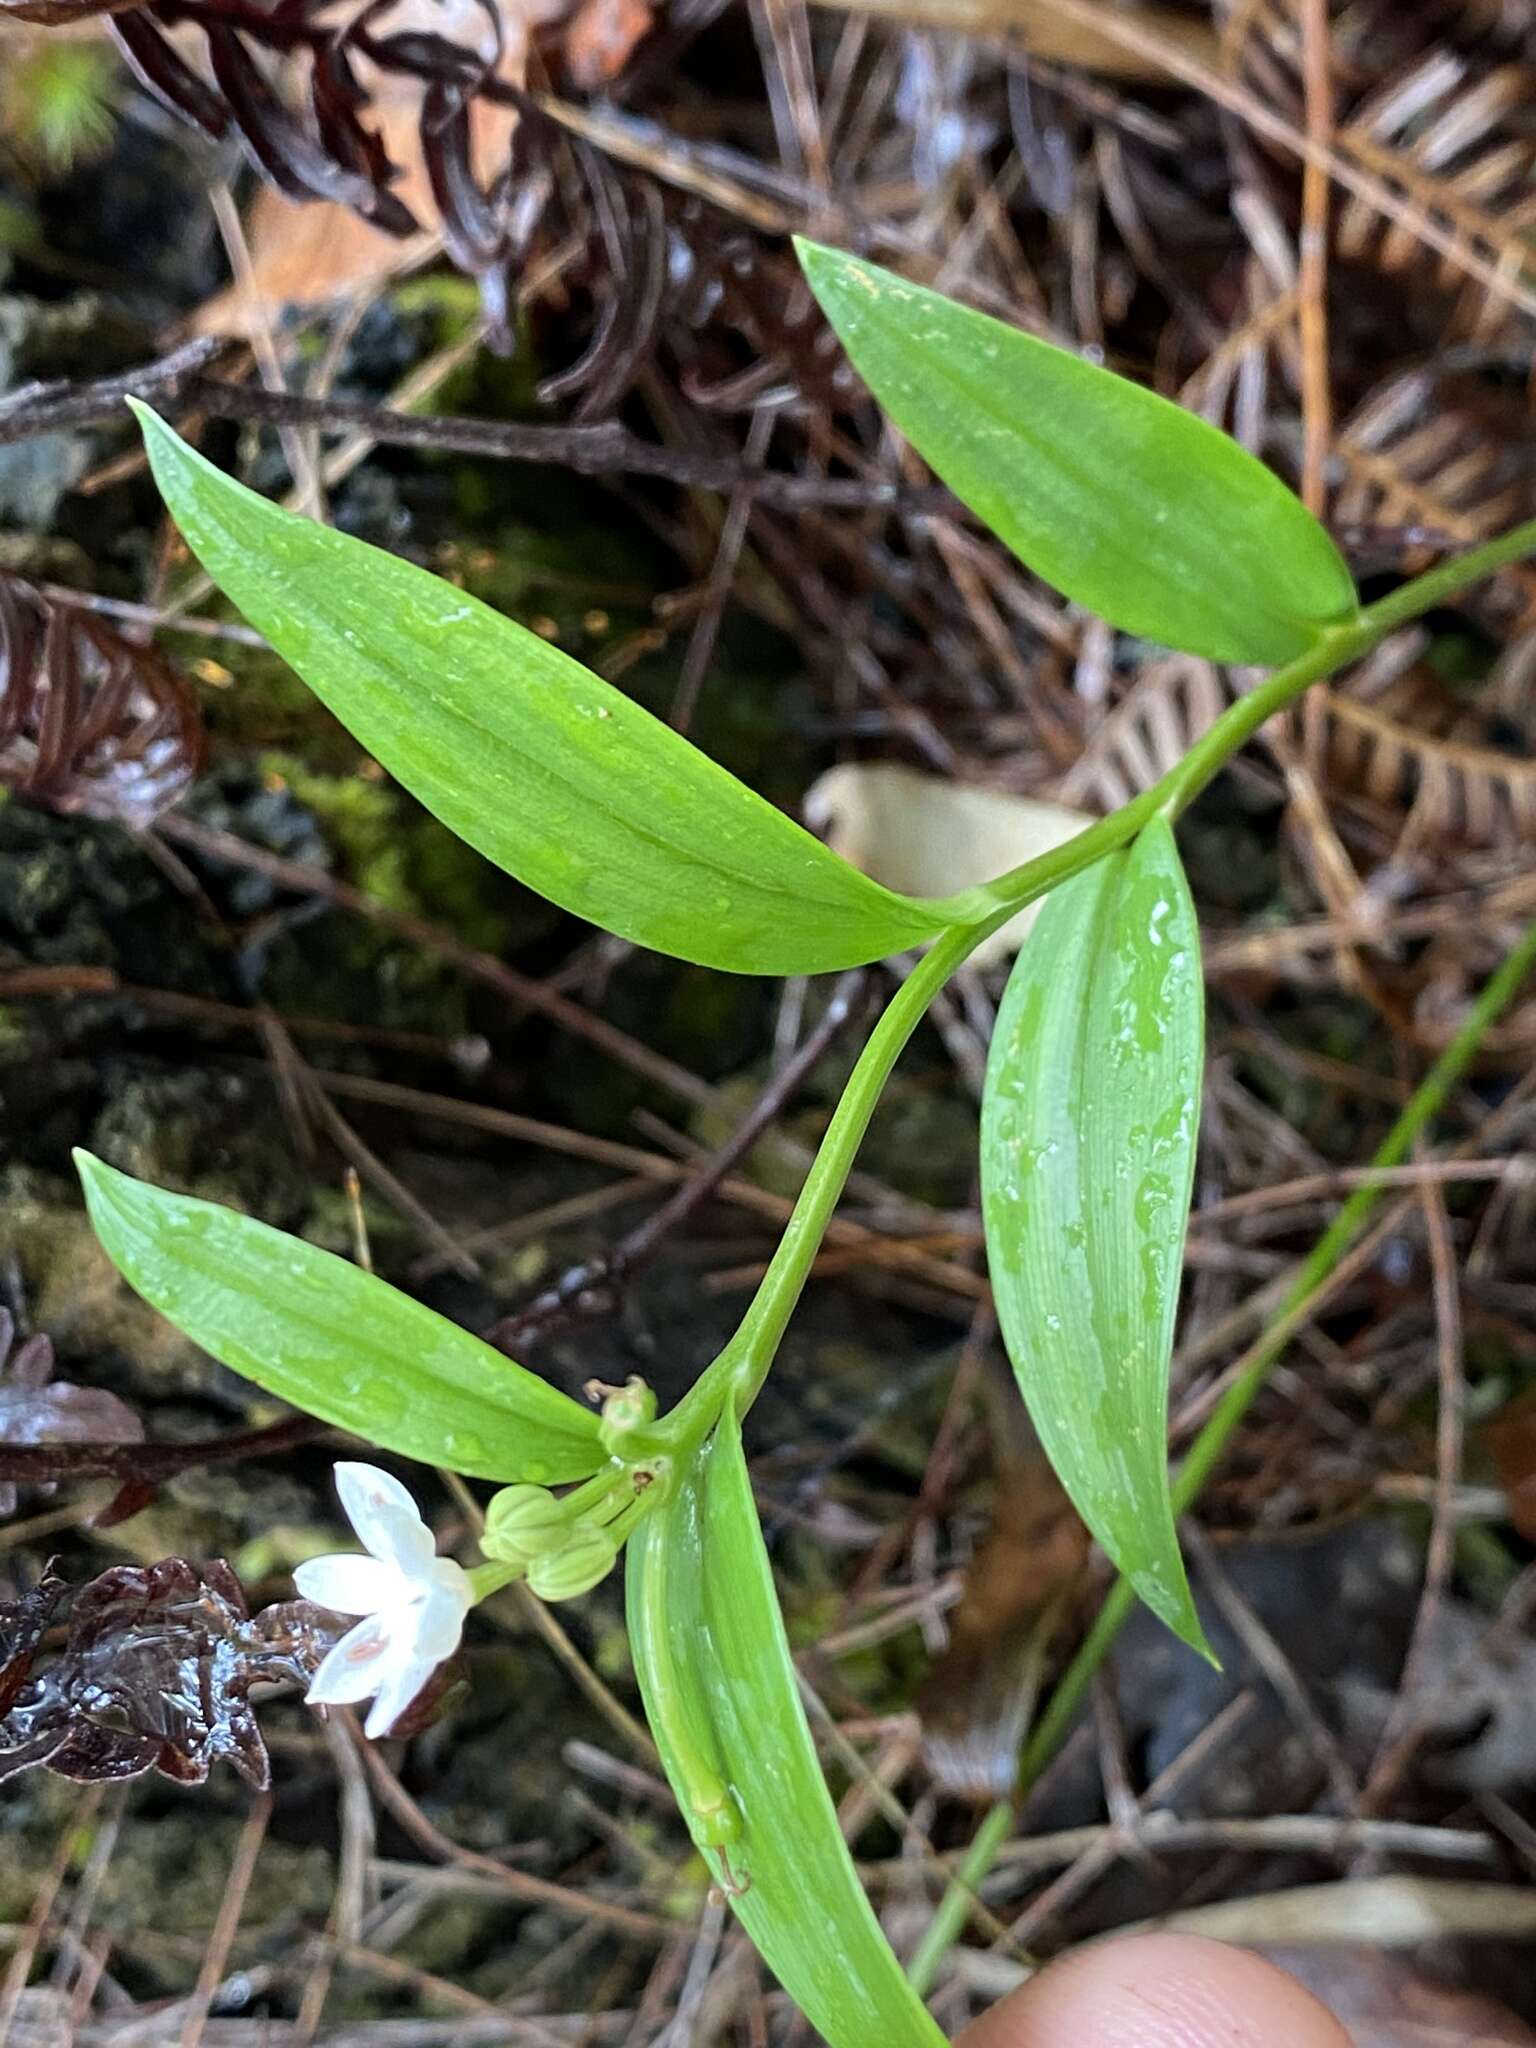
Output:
left=1335, top=50, right=1536, bottom=337
left=15, top=0, right=653, bottom=353
left=1332, top=367, right=1536, bottom=612
left=1219, top=0, right=1417, bottom=119
left=0, top=574, right=205, bottom=828
left=1319, top=689, right=1536, bottom=846
left=1055, top=657, right=1231, bottom=810
left=1221, top=4, right=1536, bottom=339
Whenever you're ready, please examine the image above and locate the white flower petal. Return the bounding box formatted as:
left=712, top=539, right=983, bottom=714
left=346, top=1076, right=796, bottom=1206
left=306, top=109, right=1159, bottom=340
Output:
left=294, top=1553, right=401, bottom=1615
left=411, top=1562, right=472, bottom=1662
left=362, top=1650, right=438, bottom=1740
left=306, top=1616, right=396, bottom=1706
left=334, top=1461, right=435, bottom=1572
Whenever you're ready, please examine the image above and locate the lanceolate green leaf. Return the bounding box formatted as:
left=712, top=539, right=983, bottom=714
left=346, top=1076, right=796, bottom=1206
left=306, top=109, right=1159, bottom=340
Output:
left=76, top=1152, right=604, bottom=1483
left=979, top=818, right=1209, bottom=1654
left=797, top=241, right=1359, bottom=667
left=131, top=404, right=952, bottom=976
left=629, top=1410, right=944, bottom=2048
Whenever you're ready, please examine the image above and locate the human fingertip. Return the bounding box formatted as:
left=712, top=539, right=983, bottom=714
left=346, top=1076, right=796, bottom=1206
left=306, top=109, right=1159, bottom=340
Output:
left=953, top=1931, right=1353, bottom=2048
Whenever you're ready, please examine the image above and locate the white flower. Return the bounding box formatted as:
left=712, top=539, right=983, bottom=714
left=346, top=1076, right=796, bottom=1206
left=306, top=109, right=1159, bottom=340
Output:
left=296, top=1462, right=472, bottom=1739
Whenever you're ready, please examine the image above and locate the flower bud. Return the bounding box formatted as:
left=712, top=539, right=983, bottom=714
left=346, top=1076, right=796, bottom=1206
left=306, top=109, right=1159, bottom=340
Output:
left=483, top=1484, right=569, bottom=1564
left=597, top=1375, right=656, bottom=1455
left=526, top=1527, right=618, bottom=1601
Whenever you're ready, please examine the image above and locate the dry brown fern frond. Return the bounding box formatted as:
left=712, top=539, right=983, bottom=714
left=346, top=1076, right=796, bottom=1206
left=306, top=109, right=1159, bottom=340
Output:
left=1221, top=3, right=1536, bottom=339
left=1219, top=0, right=1423, bottom=115
left=5, top=0, right=655, bottom=356
left=1055, top=657, right=1230, bottom=811
left=1332, top=367, right=1536, bottom=610
left=1316, top=679, right=1536, bottom=848
left=1448, top=0, right=1536, bottom=49
left=1335, top=49, right=1536, bottom=337
left=0, top=575, right=204, bottom=827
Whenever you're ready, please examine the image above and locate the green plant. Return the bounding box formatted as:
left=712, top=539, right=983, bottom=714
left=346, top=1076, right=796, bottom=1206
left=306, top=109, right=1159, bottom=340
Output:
left=75, top=241, right=1536, bottom=2044
left=2, top=41, right=118, bottom=175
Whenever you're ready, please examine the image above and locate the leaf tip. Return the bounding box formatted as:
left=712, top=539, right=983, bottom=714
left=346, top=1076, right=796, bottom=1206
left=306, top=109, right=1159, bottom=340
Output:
left=795, top=238, right=878, bottom=307
left=1150, top=1573, right=1219, bottom=1669
left=127, top=398, right=192, bottom=500
left=74, top=1149, right=129, bottom=1238
left=124, top=398, right=175, bottom=462
left=1178, top=1607, right=1221, bottom=1670
left=74, top=1150, right=123, bottom=1254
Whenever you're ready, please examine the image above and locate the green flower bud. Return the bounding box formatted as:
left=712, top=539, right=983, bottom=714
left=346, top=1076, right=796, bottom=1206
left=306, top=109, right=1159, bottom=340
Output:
left=526, top=1527, right=618, bottom=1601
left=483, top=1484, right=570, bottom=1564
left=597, top=1375, right=657, bottom=1455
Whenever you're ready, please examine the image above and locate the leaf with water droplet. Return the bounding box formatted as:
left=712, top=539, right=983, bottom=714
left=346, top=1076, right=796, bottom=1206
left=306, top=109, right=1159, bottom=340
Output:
left=979, top=816, right=1211, bottom=1657
left=129, top=405, right=962, bottom=976
left=75, top=1153, right=605, bottom=1483
left=628, top=1408, right=945, bottom=2048
left=797, top=242, right=1358, bottom=665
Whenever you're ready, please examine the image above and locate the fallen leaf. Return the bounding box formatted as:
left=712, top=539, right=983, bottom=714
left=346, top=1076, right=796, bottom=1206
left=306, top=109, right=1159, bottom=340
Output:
left=1485, top=1387, right=1536, bottom=1543
left=1266, top=1944, right=1536, bottom=2048
left=0, top=1310, right=143, bottom=1517
left=917, top=1360, right=1088, bottom=1800
left=802, top=763, right=1090, bottom=969
left=564, top=0, right=654, bottom=89
left=1340, top=1598, right=1536, bottom=1796
left=0, top=574, right=205, bottom=830
left=0, top=1558, right=336, bottom=1788
left=188, top=0, right=578, bottom=333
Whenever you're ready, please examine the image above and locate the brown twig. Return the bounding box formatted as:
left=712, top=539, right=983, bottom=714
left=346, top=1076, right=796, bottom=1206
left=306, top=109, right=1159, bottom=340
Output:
left=178, top=1793, right=273, bottom=2048
left=1297, top=0, right=1333, bottom=517
left=353, top=1738, right=669, bottom=1940
left=486, top=970, right=870, bottom=1352
left=0, top=337, right=238, bottom=441
left=1357, top=1174, right=1467, bottom=1813
left=0, top=1415, right=324, bottom=1487
left=0, top=367, right=953, bottom=516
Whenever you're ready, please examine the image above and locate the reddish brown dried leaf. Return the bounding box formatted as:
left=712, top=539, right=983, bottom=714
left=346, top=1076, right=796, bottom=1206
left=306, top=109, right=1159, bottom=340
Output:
left=917, top=1423, right=1089, bottom=1802
left=0, top=1560, right=338, bottom=1789
left=0, top=1569, right=70, bottom=1715
left=0, top=0, right=142, bottom=20
left=1485, top=1387, right=1536, bottom=1543
left=35, top=0, right=655, bottom=358
left=0, top=1311, right=144, bottom=1518
left=0, top=575, right=204, bottom=829
left=111, top=10, right=232, bottom=138
left=564, top=0, right=653, bottom=92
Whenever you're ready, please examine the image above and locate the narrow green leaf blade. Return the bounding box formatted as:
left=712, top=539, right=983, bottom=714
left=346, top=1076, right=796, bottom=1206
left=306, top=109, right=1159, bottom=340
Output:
left=979, top=818, right=1209, bottom=1653
left=629, top=1411, right=945, bottom=2048
left=131, top=403, right=951, bottom=975
left=76, top=1151, right=604, bottom=1483
left=797, top=241, right=1358, bottom=666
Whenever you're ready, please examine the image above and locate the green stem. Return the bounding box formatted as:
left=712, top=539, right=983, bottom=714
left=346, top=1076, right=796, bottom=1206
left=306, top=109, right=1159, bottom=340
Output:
left=466, top=1560, right=524, bottom=1603
left=940, top=514, right=1536, bottom=931
left=905, top=915, right=1536, bottom=1995
left=666, top=516, right=1536, bottom=1464
left=670, top=921, right=980, bottom=1440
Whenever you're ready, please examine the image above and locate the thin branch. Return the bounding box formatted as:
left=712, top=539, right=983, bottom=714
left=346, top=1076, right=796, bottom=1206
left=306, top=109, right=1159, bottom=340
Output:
left=0, top=338, right=238, bottom=441
left=0, top=368, right=952, bottom=515
left=486, top=970, right=871, bottom=1352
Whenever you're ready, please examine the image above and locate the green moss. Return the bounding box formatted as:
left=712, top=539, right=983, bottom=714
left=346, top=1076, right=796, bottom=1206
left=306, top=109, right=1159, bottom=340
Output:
left=4, top=45, right=118, bottom=174
left=258, top=751, right=531, bottom=958
left=0, top=1784, right=332, bottom=1993
left=191, top=641, right=347, bottom=755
